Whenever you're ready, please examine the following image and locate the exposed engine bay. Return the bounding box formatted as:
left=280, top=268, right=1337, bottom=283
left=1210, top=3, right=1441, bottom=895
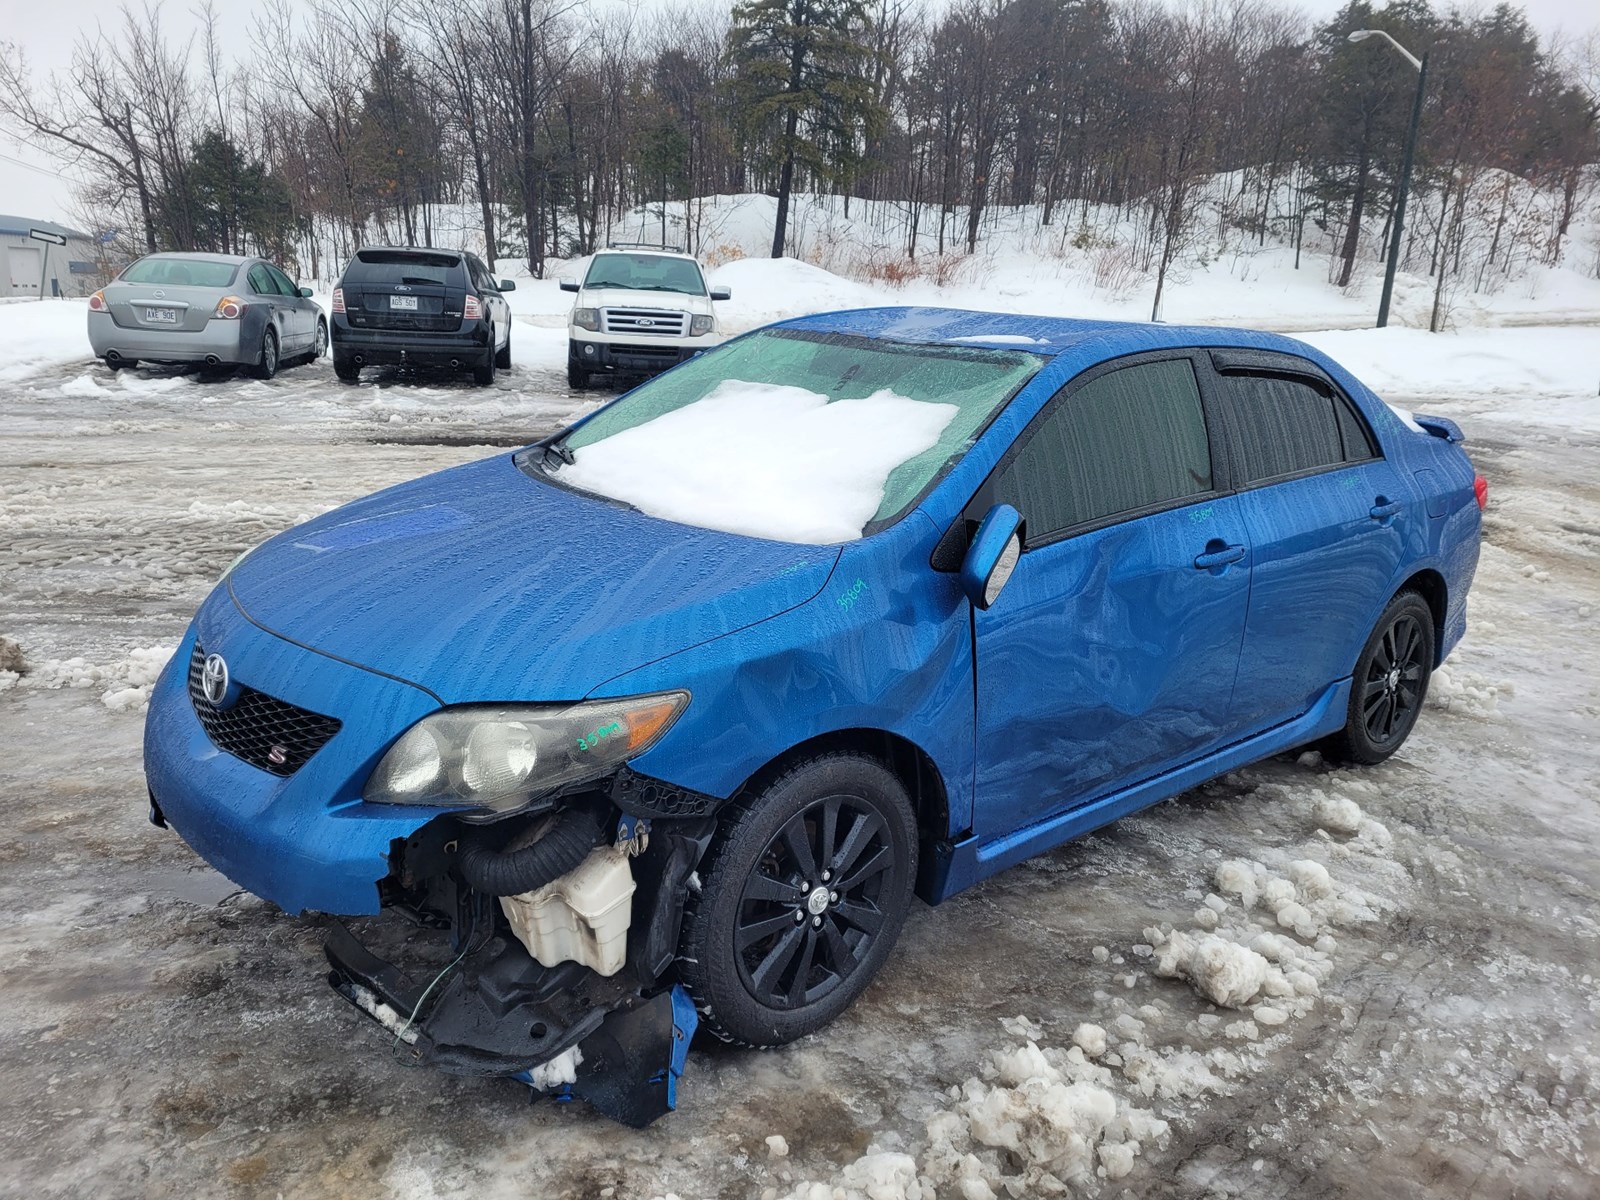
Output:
left=324, top=784, right=715, bottom=1127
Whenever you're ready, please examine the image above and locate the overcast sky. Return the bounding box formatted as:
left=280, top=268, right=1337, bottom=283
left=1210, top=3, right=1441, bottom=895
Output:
left=2, top=0, right=1595, bottom=227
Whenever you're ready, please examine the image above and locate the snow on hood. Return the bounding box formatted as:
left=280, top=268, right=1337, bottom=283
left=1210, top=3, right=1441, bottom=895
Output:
left=577, top=285, right=712, bottom=313
left=560, top=381, right=959, bottom=544
left=224, top=454, right=839, bottom=703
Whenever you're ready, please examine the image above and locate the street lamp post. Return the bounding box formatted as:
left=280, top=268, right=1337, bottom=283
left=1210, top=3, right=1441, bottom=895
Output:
left=1349, top=29, right=1429, bottom=329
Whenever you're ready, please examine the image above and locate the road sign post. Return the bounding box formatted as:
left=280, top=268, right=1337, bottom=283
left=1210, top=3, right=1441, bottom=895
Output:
left=29, top=229, right=67, bottom=302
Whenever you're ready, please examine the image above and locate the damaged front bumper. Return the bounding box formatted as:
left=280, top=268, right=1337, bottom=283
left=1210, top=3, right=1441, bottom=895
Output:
left=325, top=918, right=698, bottom=1127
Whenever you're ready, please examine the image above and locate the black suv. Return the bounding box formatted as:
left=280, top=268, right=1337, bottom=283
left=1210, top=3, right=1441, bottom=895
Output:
left=331, top=247, right=515, bottom=386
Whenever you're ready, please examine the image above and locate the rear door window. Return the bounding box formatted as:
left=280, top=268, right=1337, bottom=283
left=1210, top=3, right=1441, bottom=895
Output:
left=989, top=357, right=1215, bottom=544
left=1222, top=373, right=1348, bottom=483
left=246, top=265, right=276, bottom=295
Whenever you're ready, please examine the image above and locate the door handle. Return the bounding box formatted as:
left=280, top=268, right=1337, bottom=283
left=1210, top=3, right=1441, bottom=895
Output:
left=1193, top=543, right=1246, bottom=571
left=1369, top=497, right=1402, bottom=522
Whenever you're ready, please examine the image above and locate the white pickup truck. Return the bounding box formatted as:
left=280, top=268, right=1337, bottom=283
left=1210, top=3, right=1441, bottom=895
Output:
left=560, top=244, right=731, bottom=389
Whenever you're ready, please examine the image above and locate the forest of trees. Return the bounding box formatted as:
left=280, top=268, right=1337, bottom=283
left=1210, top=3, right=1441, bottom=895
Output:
left=1, top=0, right=1596, bottom=325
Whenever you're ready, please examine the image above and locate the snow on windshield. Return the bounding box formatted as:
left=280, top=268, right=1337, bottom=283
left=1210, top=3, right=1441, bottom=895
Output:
left=561, top=380, right=958, bottom=544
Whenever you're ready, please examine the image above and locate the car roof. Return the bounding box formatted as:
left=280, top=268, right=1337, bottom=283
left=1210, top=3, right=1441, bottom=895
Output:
left=355, top=245, right=467, bottom=256
left=591, top=247, right=700, bottom=263
left=775, top=306, right=1323, bottom=361
left=139, top=251, right=256, bottom=265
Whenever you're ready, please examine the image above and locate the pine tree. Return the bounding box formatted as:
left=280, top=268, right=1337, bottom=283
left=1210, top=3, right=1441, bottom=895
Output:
left=728, top=0, right=885, bottom=258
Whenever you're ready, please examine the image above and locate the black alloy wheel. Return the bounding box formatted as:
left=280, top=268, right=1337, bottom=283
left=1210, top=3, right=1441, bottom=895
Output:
left=1326, top=590, right=1434, bottom=765
left=678, top=753, right=917, bottom=1047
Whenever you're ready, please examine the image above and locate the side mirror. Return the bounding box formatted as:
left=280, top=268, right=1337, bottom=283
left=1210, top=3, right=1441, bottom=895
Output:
left=559, top=279, right=580, bottom=293
left=499, top=278, right=517, bottom=292
left=959, top=504, right=1023, bottom=610
left=709, top=286, right=731, bottom=301
left=299, top=287, right=313, bottom=298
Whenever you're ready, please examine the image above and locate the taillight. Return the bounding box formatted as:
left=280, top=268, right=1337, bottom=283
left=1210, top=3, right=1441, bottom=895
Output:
left=331, top=286, right=345, bottom=314
left=213, top=295, right=243, bottom=320
left=463, top=294, right=483, bottom=321
left=1474, top=474, right=1488, bottom=510
left=87, top=290, right=106, bottom=312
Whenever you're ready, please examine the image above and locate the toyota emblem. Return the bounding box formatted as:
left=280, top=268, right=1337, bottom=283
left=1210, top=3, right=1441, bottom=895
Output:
left=201, top=653, right=231, bottom=705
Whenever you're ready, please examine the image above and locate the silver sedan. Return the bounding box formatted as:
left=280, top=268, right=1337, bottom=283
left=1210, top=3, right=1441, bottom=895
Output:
left=87, top=252, right=326, bottom=378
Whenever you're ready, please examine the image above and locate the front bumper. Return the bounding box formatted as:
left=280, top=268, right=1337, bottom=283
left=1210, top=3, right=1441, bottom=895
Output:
left=88, top=311, right=250, bottom=364
left=143, top=592, right=449, bottom=914
left=569, top=335, right=717, bottom=376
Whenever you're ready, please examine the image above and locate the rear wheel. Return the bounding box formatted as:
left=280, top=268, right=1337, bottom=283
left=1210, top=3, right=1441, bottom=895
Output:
left=1325, top=590, right=1434, bottom=765
left=678, top=754, right=917, bottom=1048
left=495, top=328, right=511, bottom=369
left=333, top=352, right=360, bottom=383
left=472, top=337, right=496, bottom=387
left=254, top=327, right=279, bottom=380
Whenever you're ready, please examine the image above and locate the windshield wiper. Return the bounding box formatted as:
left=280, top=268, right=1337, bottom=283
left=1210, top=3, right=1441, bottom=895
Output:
left=542, top=440, right=574, bottom=470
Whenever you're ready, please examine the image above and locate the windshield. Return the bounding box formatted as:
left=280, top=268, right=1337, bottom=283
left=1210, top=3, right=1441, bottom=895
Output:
left=119, top=257, right=239, bottom=288
left=583, top=253, right=706, bottom=296
left=544, top=328, right=1041, bottom=544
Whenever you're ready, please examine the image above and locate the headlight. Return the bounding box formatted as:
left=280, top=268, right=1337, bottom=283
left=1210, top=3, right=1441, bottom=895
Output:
left=689, top=314, right=714, bottom=336
left=363, top=691, right=689, bottom=816
left=572, top=307, right=599, bottom=332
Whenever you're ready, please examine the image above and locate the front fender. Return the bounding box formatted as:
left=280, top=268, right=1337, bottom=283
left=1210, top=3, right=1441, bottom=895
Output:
left=587, top=512, right=976, bottom=838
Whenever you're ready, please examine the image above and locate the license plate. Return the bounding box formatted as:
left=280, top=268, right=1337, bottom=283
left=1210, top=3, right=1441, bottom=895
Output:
left=389, top=295, right=419, bottom=310
left=145, top=307, right=178, bottom=323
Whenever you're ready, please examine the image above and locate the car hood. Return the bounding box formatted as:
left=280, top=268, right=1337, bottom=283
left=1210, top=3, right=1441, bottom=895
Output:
left=578, top=286, right=712, bottom=314
left=227, top=453, right=839, bottom=703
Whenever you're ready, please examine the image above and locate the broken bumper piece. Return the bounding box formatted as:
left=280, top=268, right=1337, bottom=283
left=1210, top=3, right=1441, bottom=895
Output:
left=324, top=920, right=697, bottom=1127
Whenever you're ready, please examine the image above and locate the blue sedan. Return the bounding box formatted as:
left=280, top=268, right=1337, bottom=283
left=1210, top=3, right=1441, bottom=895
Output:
left=143, top=308, right=1482, bottom=1123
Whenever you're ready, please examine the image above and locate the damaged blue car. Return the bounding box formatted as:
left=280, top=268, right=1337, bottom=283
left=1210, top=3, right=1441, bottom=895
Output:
left=143, top=307, right=1483, bottom=1123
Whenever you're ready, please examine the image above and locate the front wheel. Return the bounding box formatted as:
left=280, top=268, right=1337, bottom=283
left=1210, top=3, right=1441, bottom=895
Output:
left=678, top=754, right=917, bottom=1048
left=1325, top=590, right=1434, bottom=765
left=254, top=327, right=279, bottom=380
left=567, top=358, right=588, bottom=390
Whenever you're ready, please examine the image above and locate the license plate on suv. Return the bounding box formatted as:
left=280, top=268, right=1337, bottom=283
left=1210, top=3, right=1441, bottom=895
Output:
left=389, top=295, right=419, bottom=310
left=145, top=307, right=179, bottom=323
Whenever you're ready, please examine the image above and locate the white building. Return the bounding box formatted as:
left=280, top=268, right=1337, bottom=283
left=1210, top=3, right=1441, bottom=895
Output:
left=0, top=215, right=105, bottom=298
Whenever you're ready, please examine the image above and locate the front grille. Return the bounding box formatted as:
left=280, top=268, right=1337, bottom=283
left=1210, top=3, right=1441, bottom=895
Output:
left=608, top=342, right=685, bottom=360
left=600, top=307, right=689, bottom=337
left=188, top=643, right=341, bottom=777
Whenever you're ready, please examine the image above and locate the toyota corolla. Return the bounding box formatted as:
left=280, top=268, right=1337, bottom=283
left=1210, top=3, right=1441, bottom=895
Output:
left=143, top=308, right=1483, bottom=1124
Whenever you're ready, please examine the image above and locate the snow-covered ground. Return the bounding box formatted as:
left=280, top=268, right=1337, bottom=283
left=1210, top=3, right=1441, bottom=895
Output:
left=0, top=261, right=1596, bottom=1199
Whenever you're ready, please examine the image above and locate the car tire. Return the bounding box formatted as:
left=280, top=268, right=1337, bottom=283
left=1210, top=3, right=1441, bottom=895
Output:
left=1324, top=590, right=1435, bottom=766
left=567, top=358, right=587, bottom=391
left=677, top=753, right=917, bottom=1048
left=308, top=318, right=328, bottom=364
left=333, top=352, right=360, bottom=383
left=472, top=341, right=496, bottom=387
left=255, top=327, right=279, bottom=380
left=495, top=328, right=511, bottom=369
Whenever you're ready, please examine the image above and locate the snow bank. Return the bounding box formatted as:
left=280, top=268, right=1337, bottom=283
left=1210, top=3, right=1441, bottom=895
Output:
left=0, top=299, right=94, bottom=383
left=25, top=644, right=175, bottom=712
left=562, top=381, right=957, bottom=543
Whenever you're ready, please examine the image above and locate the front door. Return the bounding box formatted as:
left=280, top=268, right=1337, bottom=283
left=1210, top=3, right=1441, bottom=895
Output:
left=969, top=354, right=1251, bottom=836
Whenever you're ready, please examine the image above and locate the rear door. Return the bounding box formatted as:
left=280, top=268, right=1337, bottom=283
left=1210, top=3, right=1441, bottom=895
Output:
left=266, top=263, right=313, bottom=350
left=246, top=263, right=291, bottom=349
left=340, top=250, right=464, bottom=335
left=970, top=353, right=1252, bottom=835
left=1209, top=350, right=1409, bottom=735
